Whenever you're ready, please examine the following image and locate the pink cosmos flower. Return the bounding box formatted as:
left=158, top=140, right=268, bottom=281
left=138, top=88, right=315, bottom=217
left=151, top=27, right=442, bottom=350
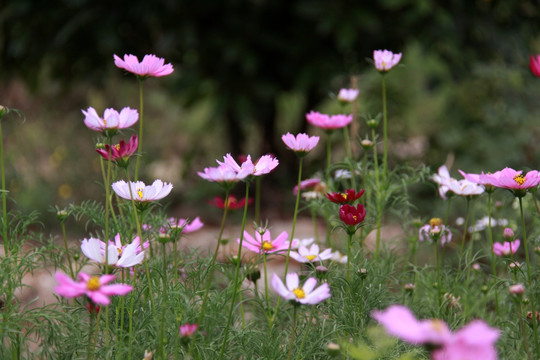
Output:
left=432, top=165, right=453, bottom=199
left=337, top=88, right=359, bottom=103
left=530, top=54, right=540, bottom=78
left=82, top=107, right=139, bottom=133
left=271, top=273, right=331, bottom=305
left=290, top=244, right=333, bottom=263
left=114, top=54, right=174, bottom=77
left=217, top=153, right=279, bottom=177
left=373, top=50, right=402, bottom=72
left=54, top=272, right=133, bottom=305
left=166, top=217, right=204, bottom=233
left=306, top=111, right=353, bottom=130
left=179, top=323, right=198, bottom=337
left=481, top=167, right=540, bottom=196
left=433, top=166, right=484, bottom=198
left=197, top=164, right=250, bottom=184
left=493, top=239, right=520, bottom=256
left=112, top=179, right=172, bottom=202
left=96, top=135, right=138, bottom=167
left=292, top=178, right=322, bottom=195
left=509, top=283, right=525, bottom=295
left=458, top=170, right=497, bottom=188
left=282, top=132, right=320, bottom=154
left=419, top=218, right=452, bottom=247
left=238, top=229, right=289, bottom=255
left=81, top=236, right=145, bottom=268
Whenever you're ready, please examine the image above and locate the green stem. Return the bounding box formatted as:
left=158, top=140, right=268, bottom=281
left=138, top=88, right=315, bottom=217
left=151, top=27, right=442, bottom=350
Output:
left=0, top=118, right=9, bottom=257
left=263, top=253, right=270, bottom=313
left=518, top=196, right=539, bottom=358
left=296, top=307, right=314, bottom=360
left=347, top=232, right=353, bottom=282
left=287, top=306, right=298, bottom=360
left=381, top=74, right=388, bottom=182
left=435, top=243, right=442, bottom=314
left=326, top=131, right=332, bottom=185
left=458, top=197, right=471, bottom=272
left=343, top=126, right=356, bottom=189
left=61, top=221, right=75, bottom=278
left=255, top=176, right=261, bottom=224
left=371, top=128, right=382, bottom=260
left=127, top=266, right=138, bottom=360
left=486, top=192, right=499, bottom=316
left=159, top=242, right=168, bottom=359
left=135, top=79, right=144, bottom=181
left=219, top=183, right=250, bottom=359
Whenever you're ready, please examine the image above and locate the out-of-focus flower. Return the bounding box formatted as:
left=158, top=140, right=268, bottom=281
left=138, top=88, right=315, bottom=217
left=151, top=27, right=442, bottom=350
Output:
left=239, top=229, right=289, bottom=255
left=271, top=272, right=331, bottom=305
left=325, top=189, right=364, bottom=204
left=179, top=323, right=198, bottom=337
left=330, top=250, right=347, bottom=264
left=167, top=217, right=204, bottom=234
left=433, top=166, right=484, bottom=198
left=432, top=165, right=453, bottom=199
left=306, top=111, right=353, bottom=130
left=54, top=272, right=133, bottom=305
left=198, top=164, right=248, bottom=186
left=458, top=170, right=497, bottom=192
left=82, top=107, right=139, bottom=135
left=285, top=237, right=315, bottom=250
left=509, top=284, right=525, bottom=295
left=290, top=244, right=333, bottom=263
left=207, top=195, right=252, bottom=210
left=217, top=153, right=279, bottom=178
left=282, top=132, right=320, bottom=155
left=503, top=227, right=515, bottom=240
left=468, top=216, right=508, bottom=233
left=339, top=204, right=366, bottom=226
left=96, top=135, right=138, bottom=168
left=112, top=179, right=173, bottom=202
left=337, top=88, right=359, bottom=103
left=114, top=54, right=174, bottom=78
left=493, top=240, right=520, bottom=256
left=81, top=236, right=145, bottom=268
left=292, top=178, right=322, bottom=195
left=373, top=50, right=402, bottom=72
left=419, top=218, right=452, bottom=246
left=443, top=292, right=462, bottom=311
left=530, top=54, right=540, bottom=78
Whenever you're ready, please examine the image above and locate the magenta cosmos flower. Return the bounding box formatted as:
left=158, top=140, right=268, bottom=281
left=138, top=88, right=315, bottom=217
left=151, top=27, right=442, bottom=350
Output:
left=482, top=167, right=540, bottom=197
left=493, top=239, right=520, bottom=256
left=373, top=49, right=402, bottom=72
left=238, top=229, right=289, bottom=255
left=114, top=54, right=174, bottom=78
left=81, top=236, right=145, bottom=268
left=179, top=323, right=198, bottom=337
left=271, top=273, right=331, bottom=305
left=290, top=244, right=333, bottom=263
left=82, top=107, right=139, bottom=134
left=306, top=111, right=353, bottom=130
left=530, top=54, right=540, bottom=78
left=282, top=132, right=320, bottom=154
left=337, top=88, right=359, bottom=103
left=112, top=179, right=173, bottom=202
left=55, top=272, right=133, bottom=305
left=96, top=135, right=138, bottom=167
left=217, top=153, right=279, bottom=177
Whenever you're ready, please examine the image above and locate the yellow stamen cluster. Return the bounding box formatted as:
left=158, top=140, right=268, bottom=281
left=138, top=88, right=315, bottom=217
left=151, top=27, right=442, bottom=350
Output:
left=114, top=144, right=121, bottom=151
left=429, top=218, right=443, bottom=227
left=341, top=193, right=347, bottom=200
left=305, top=255, right=317, bottom=261
left=137, top=188, right=144, bottom=199
left=513, top=174, right=525, bottom=186
left=292, top=288, right=306, bottom=299
left=262, top=241, right=273, bottom=251
left=117, top=247, right=123, bottom=255
left=87, top=276, right=101, bottom=291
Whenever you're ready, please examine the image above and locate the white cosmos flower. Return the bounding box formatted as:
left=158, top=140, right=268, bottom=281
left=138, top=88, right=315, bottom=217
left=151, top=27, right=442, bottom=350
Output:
left=271, top=273, right=331, bottom=305
left=112, top=179, right=173, bottom=202
left=290, top=244, right=333, bottom=263
left=81, top=237, right=144, bottom=267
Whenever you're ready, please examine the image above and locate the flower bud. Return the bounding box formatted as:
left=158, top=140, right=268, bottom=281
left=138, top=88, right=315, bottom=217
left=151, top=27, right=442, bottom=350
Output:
left=481, top=285, right=489, bottom=294
left=326, top=342, right=341, bottom=357
left=503, top=227, right=514, bottom=240
left=404, top=283, right=415, bottom=293
left=366, top=118, right=379, bottom=129
left=0, top=105, right=7, bottom=118
left=360, top=139, right=373, bottom=150
left=157, top=233, right=171, bottom=244
left=535, top=246, right=540, bottom=256
left=56, top=209, right=68, bottom=222
left=358, top=268, right=368, bottom=278
left=472, top=263, right=481, bottom=271
left=246, top=269, right=261, bottom=283
left=509, top=284, right=525, bottom=295
left=73, top=253, right=80, bottom=261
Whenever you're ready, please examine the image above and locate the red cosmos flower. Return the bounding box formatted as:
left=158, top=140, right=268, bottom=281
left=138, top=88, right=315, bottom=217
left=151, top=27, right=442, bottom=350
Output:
left=339, top=204, right=366, bottom=226
left=530, top=54, right=540, bottom=78
left=96, top=135, right=138, bottom=168
left=325, top=189, right=365, bottom=204
left=207, top=195, right=253, bottom=210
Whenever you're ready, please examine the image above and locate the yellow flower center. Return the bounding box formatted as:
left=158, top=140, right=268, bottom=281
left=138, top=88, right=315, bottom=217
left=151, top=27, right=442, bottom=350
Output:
left=429, top=218, right=443, bottom=227
left=341, top=193, right=347, bottom=200
left=117, top=247, right=123, bottom=255
left=430, top=320, right=447, bottom=334
left=114, top=144, right=120, bottom=151
left=262, top=241, right=273, bottom=251
left=292, top=288, right=305, bottom=299
left=382, top=61, right=386, bottom=68
left=352, top=215, right=358, bottom=221
left=87, top=276, right=101, bottom=291
left=137, top=188, right=144, bottom=199
left=514, top=174, right=525, bottom=186
left=305, top=255, right=317, bottom=261
left=103, top=119, right=107, bottom=127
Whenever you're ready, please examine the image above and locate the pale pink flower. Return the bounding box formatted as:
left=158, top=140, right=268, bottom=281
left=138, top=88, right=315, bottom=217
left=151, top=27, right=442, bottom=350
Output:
left=445, top=179, right=485, bottom=197
left=167, top=217, right=204, bottom=233
left=271, top=273, right=331, bottom=305
left=282, top=132, right=320, bottom=154
left=509, top=283, right=525, bottom=295
left=252, top=154, right=279, bottom=175
left=292, top=178, right=322, bottom=195
left=112, top=179, right=173, bottom=202
left=81, top=236, right=145, bottom=268
left=284, top=237, right=315, bottom=250
left=306, top=111, right=353, bottom=130
left=197, top=164, right=249, bottom=184
left=458, top=170, right=497, bottom=188
left=290, top=244, right=333, bottom=263
left=493, top=239, right=520, bottom=256
left=217, top=153, right=279, bottom=177
left=337, top=88, right=359, bottom=103
left=239, top=229, right=289, bottom=255
left=373, top=49, right=402, bottom=72
left=114, top=54, right=174, bottom=77
left=82, top=107, right=139, bottom=133
left=330, top=250, right=348, bottom=264
left=179, top=323, right=198, bottom=337
left=432, top=165, right=453, bottom=199
left=54, top=272, right=133, bottom=305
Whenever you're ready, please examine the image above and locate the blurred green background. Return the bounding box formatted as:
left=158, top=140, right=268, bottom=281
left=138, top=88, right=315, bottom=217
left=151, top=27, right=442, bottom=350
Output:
left=1, top=0, right=540, bottom=230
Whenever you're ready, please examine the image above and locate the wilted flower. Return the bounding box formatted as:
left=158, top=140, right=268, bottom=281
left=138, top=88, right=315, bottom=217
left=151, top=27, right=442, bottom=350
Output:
left=282, top=132, right=320, bottom=155
left=82, top=107, right=139, bottom=135
left=373, top=49, right=402, bottom=72
left=54, top=272, right=133, bottom=305
left=114, top=54, right=174, bottom=78
left=96, top=135, right=138, bottom=168
left=306, top=111, right=353, bottom=130
left=239, top=229, right=289, bottom=255
left=337, top=88, right=359, bottom=103
left=443, top=292, right=462, bottom=311
left=290, top=244, right=333, bottom=263
left=81, top=235, right=145, bottom=268
left=271, top=273, right=331, bottom=305
left=493, top=240, right=520, bottom=256
left=325, top=189, right=364, bottom=204
left=530, top=54, right=540, bottom=78
left=112, top=179, right=173, bottom=202
left=419, top=218, right=452, bottom=247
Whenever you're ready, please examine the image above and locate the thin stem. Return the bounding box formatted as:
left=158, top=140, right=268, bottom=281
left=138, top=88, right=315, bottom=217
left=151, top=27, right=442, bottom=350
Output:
left=286, top=306, right=298, bottom=360
left=159, top=242, right=168, bottom=359
left=346, top=233, right=353, bottom=282
left=219, top=183, right=250, bottom=359
left=381, top=74, right=388, bottom=182
left=127, top=266, right=138, bottom=360
left=311, top=206, right=319, bottom=244
left=326, top=131, right=332, bottom=185
left=255, top=176, right=261, bottom=224
left=518, top=196, right=539, bottom=358
left=435, top=243, right=442, bottom=314
left=296, top=307, right=314, bottom=360
left=135, top=79, right=144, bottom=181
left=371, top=128, right=382, bottom=260
left=0, top=118, right=9, bottom=257
left=343, top=126, right=356, bottom=189
left=61, top=221, right=75, bottom=278
left=458, top=197, right=471, bottom=272
left=263, top=253, right=270, bottom=313
left=487, top=192, right=499, bottom=316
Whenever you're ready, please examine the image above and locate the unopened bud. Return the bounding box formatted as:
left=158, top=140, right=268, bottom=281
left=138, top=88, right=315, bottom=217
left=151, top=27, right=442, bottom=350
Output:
left=157, top=233, right=171, bottom=244
left=326, top=342, right=340, bottom=357
left=366, top=118, right=379, bottom=129
left=57, top=209, right=68, bottom=222
left=509, top=284, right=524, bottom=295
left=0, top=105, right=7, bottom=118
left=534, top=246, right=540, bottom=256
left=358, top=268, right=368, bottom=278
left=481, top=285, right=489, bottom=294
left=246, top=269, right=261, bottom=283
left=404, top=283, right=415, bottom=293
left=503, top=228, right=514, bottom=240
left=95, top=143, right=106, bottom=150
left=360, top=139, right=373, bottom=150
left=472, top=263, right=481, bottom=271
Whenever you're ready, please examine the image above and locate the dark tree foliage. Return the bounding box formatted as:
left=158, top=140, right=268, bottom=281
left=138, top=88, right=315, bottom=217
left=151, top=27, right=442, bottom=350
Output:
left=1, top=0, right=538, bottom=155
